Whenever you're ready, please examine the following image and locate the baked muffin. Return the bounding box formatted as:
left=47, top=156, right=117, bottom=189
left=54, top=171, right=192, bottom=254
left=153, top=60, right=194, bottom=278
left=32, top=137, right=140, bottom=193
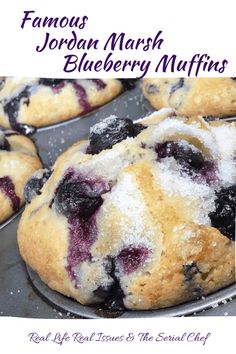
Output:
left=0, top=128, right=42, bottom=223
left=142, top=78, right=236, bottom=118
left=18, top=109, right=235, bottom=311
left=0, top=78, right=126, bottom=134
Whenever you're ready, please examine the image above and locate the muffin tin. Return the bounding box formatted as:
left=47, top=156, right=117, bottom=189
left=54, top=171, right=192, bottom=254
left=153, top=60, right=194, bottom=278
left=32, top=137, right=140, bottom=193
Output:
left=0, top=81, right=235, bottom=318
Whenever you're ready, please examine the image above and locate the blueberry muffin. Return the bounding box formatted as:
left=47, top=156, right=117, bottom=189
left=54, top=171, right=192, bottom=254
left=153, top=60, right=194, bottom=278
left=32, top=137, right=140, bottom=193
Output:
left=0, top=128, right=42, bottom=223
left=0, top=78, right=126, bottom=134
left=143, top=78, right=236, bottom=118
left=18, top=109, right=235, bottom=311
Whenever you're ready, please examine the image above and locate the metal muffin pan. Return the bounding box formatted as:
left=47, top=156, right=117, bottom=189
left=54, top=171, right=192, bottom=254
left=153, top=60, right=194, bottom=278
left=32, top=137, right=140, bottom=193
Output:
left=0, top=81, right=235, bottom=318
left=27, top=265, right=236, bottom=318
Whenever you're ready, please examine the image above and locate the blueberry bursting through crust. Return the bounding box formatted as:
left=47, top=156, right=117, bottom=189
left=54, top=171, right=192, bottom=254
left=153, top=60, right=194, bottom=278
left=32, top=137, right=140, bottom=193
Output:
left=209, top=185, right=236, bottom=241
left=0, top=78, right=5, bottom=90
left=154, top=141, right=235, bottom=239
left=51, top=170, right=111, bottom=280
left=54, top=180, right=103, bottom=220
left=3, top=86, right=36, bottom=135
left=87, top=117, right=146, bottom=155
left=155, top=140, right=217, bottom=185
left=51, top=171, right=129, bottom=317
left=53, top=174, right=151, bottom=316
left=155, top=140, right=206, bottom=174
left=24, top=169, right=52, bottom=203
left=119, top=79, right=136, bottom=90
left=0, top=134, right=10, bottom=151
left=0, top=176, right=20, bottom=212
left=38, top=78, right=65, bottom=87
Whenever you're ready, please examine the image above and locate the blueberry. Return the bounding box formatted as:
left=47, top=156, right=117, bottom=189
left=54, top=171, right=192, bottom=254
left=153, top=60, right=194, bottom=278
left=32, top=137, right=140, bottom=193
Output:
left=209, top=185, right=236, bottom=241
left=170, top=78, right=184, bottom=94
left=96, top=289, right=125, bottom=318
left=155, top=141, right=205, bottom=175
left=119, top=79, right=136, bottom=90
left=55, top=181, right=103, bottom=219
left=0, top=131, right=10, bottom=151
left=146, top=84, right=159, bottom=94
left=133, top=123, right=146, bottom=136
left=89, top=79, right=106, bottom=90
left=40, top=79, right=93, bottom=113
left=71, top=81, right=91, bottom=113
left=95, top=258, right=125, bottom=317
left=0, top=138, right=10, bottom=151
left=100, top=291, right=124, bottom=317
left=17, top=124, right=36, bottom=135
left=183, top=263, right=200, bottom=282
left=0, top=176, right=20, bottom=212
left=155, top=141, right=217, bottom=184
left=93, top=285, right=112, bottom=300
left=4, top=87, right=30, bottom=112
left=88, top=117, right=146, bottom=154
left=183, top=263, right=202, bottom=298
left=117, top=246, right=149, bottom=274
left=38, top=78, right=65, bottom=87
left=24, top=169, right=51, bottom=203
left=3, top=86, right=36, bottom=135
left=203, top=116, right=219, bottom=122
left=0, top=78, right=5, bottom=90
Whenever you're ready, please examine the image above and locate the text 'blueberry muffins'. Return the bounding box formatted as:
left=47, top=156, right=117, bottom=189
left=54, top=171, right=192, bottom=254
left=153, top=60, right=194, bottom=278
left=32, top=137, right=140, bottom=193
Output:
left=0, top=127, right=42, bottom=223
left=143, top=78, right=236, bottom=118
left=18, top=109, right=236, bottom=311
left=0, top=78, right=126, bottom=134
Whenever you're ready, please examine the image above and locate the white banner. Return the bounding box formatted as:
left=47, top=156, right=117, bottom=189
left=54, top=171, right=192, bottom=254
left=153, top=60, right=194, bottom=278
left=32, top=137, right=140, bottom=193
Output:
left=0, top=0, right=235, bottom=77
left=0, top=316, right=234, bottom=354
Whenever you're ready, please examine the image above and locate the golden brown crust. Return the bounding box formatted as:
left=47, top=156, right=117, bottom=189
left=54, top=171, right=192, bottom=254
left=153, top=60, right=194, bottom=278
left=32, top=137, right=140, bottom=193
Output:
left=18, top=205, right=73, bottom=296
left=143, top=78, right=236, bottom=117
